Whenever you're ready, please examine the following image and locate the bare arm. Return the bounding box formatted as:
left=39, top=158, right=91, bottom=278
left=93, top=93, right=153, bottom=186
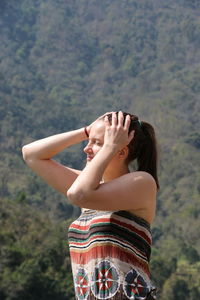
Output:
left=22, top=128, right=87, bottom=195
left=22, top=128, right=87, bottom=160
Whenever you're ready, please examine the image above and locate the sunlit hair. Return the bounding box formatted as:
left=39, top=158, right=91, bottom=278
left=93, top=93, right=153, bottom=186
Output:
left=101, top=111, right=159, bottom=189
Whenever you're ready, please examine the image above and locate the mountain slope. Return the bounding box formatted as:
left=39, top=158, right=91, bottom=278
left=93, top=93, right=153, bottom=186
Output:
left=0, top=0, right=199, bottom=299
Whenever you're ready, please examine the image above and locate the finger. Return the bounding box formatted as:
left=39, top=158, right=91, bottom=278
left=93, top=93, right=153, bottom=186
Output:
left=112, top=112, right=117, bottom=126
left=101, top=112, right=113, bottom=118
left=118, top=111, right=124, bottom=127
left=104, top=115, right=110, bottom=128
left=97, top=112, right=112, bottom=121
left=124, top=114, right=131, bottom=130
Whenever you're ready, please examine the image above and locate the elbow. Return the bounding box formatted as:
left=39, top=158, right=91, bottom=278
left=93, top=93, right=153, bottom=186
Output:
left=22, top=145, right=34, bottom=163
left=66, top=188, right=86, bottom=206
left=22, top=145, right=29, bottom=161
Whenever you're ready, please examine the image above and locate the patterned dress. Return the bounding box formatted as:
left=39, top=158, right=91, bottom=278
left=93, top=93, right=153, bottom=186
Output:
left=68, top=209, right=156, bottom=300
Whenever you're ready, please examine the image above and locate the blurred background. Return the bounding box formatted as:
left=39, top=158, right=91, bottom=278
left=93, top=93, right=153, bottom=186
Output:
left=0, top=0, right=200, bottom=299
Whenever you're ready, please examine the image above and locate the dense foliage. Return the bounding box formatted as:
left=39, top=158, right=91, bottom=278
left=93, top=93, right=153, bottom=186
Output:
left=0, top=0, right=200, bottom=299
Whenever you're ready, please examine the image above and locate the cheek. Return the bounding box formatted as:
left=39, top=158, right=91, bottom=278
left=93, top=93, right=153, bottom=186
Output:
left=93, top=145, right=102, bottom=153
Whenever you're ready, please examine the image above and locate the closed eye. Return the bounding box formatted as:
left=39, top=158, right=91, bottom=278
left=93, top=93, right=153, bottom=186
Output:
left=96, top=141, right=103, bottom=146
left=89, top=138, right=103, bottom=146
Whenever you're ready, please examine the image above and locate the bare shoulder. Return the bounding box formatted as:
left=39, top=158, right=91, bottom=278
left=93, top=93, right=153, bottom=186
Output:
left=127, top=170, right=157, bottom=205
left=127, top=171, right=157, bottom=223
left=130, top=171, right=157, bottom=193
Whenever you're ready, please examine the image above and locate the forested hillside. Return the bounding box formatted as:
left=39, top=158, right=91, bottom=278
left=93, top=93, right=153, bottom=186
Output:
left=0, top=0, right=200, bottom=299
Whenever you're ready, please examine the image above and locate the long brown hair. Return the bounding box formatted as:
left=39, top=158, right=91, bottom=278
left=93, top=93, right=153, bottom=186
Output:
left=103, top=112, right=159, bottom=189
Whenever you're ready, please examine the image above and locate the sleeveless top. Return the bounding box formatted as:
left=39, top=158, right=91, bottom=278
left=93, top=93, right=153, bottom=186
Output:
left=68, top=209, right=156, bottom=300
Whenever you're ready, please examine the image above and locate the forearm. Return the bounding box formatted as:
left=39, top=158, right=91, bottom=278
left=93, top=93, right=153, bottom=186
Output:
left=22, top=127, right=87, bottom=160
left=67, top=144, right=116, bottom=201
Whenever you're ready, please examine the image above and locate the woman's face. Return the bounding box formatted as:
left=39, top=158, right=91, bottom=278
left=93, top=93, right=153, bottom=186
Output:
left=84, top=121, right=105, bottom=162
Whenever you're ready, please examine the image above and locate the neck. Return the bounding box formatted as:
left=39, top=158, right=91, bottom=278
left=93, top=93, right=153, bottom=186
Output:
left=103, top=164, right=130, bottom=182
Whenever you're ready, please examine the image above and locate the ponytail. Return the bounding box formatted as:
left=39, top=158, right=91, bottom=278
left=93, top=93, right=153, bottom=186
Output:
left=127, top=121, right=159, bottom=189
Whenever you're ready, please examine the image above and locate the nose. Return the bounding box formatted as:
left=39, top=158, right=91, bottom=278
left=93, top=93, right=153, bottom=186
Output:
left=83, top=141, right=93, bottom=154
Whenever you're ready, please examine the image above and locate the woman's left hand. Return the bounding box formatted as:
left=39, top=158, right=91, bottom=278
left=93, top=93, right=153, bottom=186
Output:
left=103, top=111, right=134, bottom=151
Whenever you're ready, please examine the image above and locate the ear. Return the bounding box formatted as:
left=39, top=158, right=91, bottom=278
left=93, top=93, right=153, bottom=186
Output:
left=118, top=146, right=129, bottom=160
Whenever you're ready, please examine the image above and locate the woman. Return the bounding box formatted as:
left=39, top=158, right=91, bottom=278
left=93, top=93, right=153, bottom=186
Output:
left=22, top=111, right=158, bottom=299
